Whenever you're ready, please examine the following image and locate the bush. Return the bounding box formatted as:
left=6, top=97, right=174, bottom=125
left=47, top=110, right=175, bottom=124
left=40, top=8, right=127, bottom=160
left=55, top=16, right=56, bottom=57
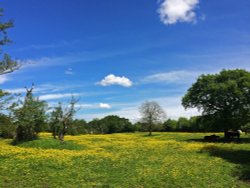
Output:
left=67, top=119, right=88, bottom=135
left=0, top=114, right=15, bottom=138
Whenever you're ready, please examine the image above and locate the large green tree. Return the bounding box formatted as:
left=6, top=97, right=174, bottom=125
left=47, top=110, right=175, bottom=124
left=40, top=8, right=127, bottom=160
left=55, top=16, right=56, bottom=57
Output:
left=182, top=69, right=250, bottom=133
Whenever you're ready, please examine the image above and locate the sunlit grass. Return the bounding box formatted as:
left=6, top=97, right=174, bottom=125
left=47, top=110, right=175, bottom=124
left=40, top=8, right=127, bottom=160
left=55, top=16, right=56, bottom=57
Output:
left=0, top=132, right=249, bottom=187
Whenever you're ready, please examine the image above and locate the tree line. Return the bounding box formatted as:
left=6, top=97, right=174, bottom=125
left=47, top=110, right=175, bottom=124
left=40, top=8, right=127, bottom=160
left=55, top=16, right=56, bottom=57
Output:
left=0, top=8, right=250, bottom=143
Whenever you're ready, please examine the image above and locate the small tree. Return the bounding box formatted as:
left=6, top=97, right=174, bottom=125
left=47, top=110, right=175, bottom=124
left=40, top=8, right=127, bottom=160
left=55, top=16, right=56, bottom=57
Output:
left=50, top=97, right=77, bottom=142
left=11, top=85, right=47, bottom=143
left=139, top=101, right=166, bottom=136
left=50, top=103, right=63, bottom=139
left=0, top=114, right=15, bottom=138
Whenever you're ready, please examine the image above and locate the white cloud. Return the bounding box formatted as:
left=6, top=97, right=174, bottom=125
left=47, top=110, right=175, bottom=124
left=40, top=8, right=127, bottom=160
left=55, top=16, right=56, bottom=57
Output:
left=74, top=104, right=95, bottom=109
left=143, top=70, right=200, bottom=84
left=39, top=93, right=80, bottom=100
left=65, top=68, right=74, bottom=75
left=98, top=74, right=133, bottom=87
left=158, top=0, right=199, bottom=25
left=0, top=75, right=9, bottom=84
left=99, top=103, right=111, bottom=109
left=74, top=103, right=111, bottom=110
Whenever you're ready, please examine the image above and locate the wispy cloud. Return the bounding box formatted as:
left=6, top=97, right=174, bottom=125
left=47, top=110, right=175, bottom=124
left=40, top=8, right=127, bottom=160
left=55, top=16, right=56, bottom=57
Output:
left=39, top=93, right=80, bottom=100
left=65, top=68, right=74, bottom=75
left=143, top=70, right=201, bottom=84
left=19, top=50, right=131, bottom=69
left=158, top=0, right=200, bottom=25
left=99, top=103, right=111, bottom=109
left=13, top=40, right=80, bottom=52
left=74, top=102, right=111, bottom=110
left=98, top=74, right=133, bottom=87
left=18, top=42, right=171, bottom=71
left=5, top=83, right=84, bottom=94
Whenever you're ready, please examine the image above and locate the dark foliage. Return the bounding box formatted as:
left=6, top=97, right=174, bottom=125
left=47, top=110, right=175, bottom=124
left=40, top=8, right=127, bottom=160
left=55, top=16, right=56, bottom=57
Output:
left=182, top=69, right=250, bottom=132
left=0, top=114, right=15, bottom=138
left=11, top=86, right=47, bottom=143
left=88, top=115, right=134, bottom=134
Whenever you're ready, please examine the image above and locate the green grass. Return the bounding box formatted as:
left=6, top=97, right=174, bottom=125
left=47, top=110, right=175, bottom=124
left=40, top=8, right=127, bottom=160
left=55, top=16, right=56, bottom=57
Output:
left=18, top=137, right=86, bottom=150
left=0, top=132, right=250, bottom=187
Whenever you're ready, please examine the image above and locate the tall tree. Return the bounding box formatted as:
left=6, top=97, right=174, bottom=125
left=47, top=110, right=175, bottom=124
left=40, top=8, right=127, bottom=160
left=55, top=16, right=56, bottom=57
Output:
left=0, top=8, right=20, bottom=75
left=139, top=101, right=166, bottom=136
left=11, top=85, right=47, bottom=143
left=182, top=69, right=250, bottom=134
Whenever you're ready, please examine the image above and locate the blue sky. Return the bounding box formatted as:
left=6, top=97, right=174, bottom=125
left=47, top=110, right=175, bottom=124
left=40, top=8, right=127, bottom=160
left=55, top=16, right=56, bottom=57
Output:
left=1, top=0, right=250, bottom=121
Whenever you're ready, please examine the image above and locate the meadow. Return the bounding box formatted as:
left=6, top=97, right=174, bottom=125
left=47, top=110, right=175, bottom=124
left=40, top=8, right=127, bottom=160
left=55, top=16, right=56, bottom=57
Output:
left=0, top=132, right=250, bottom=188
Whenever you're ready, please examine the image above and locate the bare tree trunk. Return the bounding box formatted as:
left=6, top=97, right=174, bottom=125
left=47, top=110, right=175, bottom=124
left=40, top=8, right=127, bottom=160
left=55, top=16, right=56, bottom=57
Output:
left=148, top=123, right=152, bottom=136
left=53, top=131, right=57, bottom=139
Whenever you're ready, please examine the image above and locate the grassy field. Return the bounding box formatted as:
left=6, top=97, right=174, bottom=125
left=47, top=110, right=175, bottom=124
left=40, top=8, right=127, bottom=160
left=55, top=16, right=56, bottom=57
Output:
left=0, top=132, right=250, bottom=188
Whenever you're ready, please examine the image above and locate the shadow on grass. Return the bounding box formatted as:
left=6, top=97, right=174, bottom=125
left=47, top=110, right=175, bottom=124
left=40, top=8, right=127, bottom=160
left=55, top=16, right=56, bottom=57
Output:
left=17, top=138, right=86, bottom=150
left=139, top=132, right=165, bottom=137
left=186, top=137, right=250, bottom=144
left=140, top=134, right=161, bottom=138
left=200, top=145, right=250, bottom=183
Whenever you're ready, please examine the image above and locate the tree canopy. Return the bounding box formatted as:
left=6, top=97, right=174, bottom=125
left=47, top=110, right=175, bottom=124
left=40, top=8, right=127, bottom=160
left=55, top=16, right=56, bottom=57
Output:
left=182, top=69, right=250, bottom=131
left=0, top=8, right=19, bottom=75
left=11, top=86, right=47, bottom=143
left=139, top=101, right=166, bottom=136
left=49, top=97, right=78, bottom=141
